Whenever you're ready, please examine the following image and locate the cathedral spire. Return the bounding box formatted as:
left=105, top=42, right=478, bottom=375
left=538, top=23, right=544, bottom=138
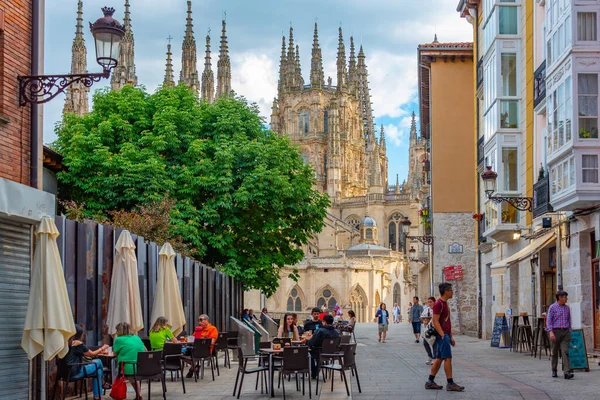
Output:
left=336, top=27, right=347, bottom=91
left=357, top=44, right=375, bottom=140
left=216, top=19, right=232, bottom=97
left=286, top=27, right=298, bottom=90
left=410, top=111, right=418, bottom=144
left=277, top=35, right=287, bottom=95
left=111, top=0, right=138, bottom=90
left=163, top=42, right=175, bottom=87
left=309, top=22, right=324, bottom=88
left=295, top=44, right=304, bottom=89
left=201, top=33, right=215, bottom=102
left=379, top=125, right=386, bottom=150
left=348, top=36, right=357, bottom=93
left=179, top=0, right=200, bottom=91
left=394, top=174, right=400, bottom=194
left=64, top=0, right=89, bottom=115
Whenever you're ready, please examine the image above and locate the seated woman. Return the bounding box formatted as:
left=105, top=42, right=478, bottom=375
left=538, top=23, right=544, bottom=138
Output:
left=345, top=310, right=356, bottom=332
left=149, top=316, right=178, bottom=351
left=277, top=312, right=300, bottom=341
left=113, top=322, right=146, bottom=397
left=63, top=325, right=108, bottom=400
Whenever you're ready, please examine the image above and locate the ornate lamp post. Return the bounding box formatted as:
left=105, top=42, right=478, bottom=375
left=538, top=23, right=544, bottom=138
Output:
left=481, top=166, right=533, bottom=212
left=19, top=7, right=125, bottom=106
left=403, top=216, right=434, bottom=245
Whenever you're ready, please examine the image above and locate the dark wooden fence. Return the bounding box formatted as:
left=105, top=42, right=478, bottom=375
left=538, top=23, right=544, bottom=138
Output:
left=54, top=216, right=243, bottom=345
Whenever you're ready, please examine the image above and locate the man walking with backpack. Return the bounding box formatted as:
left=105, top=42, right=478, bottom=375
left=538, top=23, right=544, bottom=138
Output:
left=425, top=282, right=465, bottom=392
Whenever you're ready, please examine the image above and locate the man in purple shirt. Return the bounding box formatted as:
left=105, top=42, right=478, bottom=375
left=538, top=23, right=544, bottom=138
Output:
left=545, top=290, right=574, bottom=379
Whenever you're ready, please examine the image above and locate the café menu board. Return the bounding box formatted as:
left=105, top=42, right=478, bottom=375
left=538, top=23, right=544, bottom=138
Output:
left=491, top=314, right=509, bottom=348
left=568, top=329, right=589, bottom=371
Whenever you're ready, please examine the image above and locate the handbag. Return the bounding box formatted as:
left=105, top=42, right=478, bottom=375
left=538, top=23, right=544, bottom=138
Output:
left=424, top=320, right=437, bottom=339
left=109, top=363, right=128, bottom=400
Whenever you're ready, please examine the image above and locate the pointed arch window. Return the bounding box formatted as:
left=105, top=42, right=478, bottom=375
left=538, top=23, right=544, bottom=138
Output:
left=287, top=287, right=302, bottom=311
left=324, top=111, right=329, bottom=133
left=393, top=283, right=401, bottom=310
left=316, top=288, right=337, bottom=311
left=388, top=213, right=406, bottom=252
left=298, top=111, right=310, bottom=134
left=350, top=286, right=367, bottom=322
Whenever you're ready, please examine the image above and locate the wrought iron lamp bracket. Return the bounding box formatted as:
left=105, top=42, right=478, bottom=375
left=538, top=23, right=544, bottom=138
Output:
left=488, top=195, right=533, bottom=212
left=406, top=235, right=434, bottom=245
left=18, top=70, right=110, bottom=106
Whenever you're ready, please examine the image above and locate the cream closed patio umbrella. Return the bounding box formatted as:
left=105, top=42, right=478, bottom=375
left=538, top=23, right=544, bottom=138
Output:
left=150, top=242, right=186, bottom=336
left=22, top=216, right=76, bottom=360
left=106, top=230, right=144, bottom=336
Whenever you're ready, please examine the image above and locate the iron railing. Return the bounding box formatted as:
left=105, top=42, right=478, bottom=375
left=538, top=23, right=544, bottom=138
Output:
left=534, top=60, right=546, bottom=108
left=533, top=173, right=553, bottom=218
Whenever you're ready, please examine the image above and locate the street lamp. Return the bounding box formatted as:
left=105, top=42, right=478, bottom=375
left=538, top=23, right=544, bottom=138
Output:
left=18, top=7, right=125, bottom=106
left=404, top=216, right=434, bottom=245
left=480, top=166, right=533, bottom=212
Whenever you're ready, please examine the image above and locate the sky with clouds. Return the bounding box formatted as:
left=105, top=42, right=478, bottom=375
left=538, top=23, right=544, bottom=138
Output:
left=43, top=0, right=472, bottom=183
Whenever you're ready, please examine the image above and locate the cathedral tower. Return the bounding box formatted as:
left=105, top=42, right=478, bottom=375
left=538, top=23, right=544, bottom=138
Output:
left=201, top=33, right=215, bottom=102
left=179, top=1, right=200, bottom=91
left=216, top=19, right=232, bottom=97
left=63, top=0, right=89, bottom=116
left=111, top=0, right=138, bottom=90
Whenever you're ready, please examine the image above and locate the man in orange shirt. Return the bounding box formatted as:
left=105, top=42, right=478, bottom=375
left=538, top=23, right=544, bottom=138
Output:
left=186, top=314, right=219, bottom=378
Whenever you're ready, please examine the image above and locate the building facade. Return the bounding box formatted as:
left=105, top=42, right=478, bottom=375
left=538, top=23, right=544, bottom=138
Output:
left=458, top=0, right=600, bottom=352
left=417, top=39, right=477, bottom=336
left=246, top=25, right=430, bottom=322
left=0, top=1, right=56, bottom=399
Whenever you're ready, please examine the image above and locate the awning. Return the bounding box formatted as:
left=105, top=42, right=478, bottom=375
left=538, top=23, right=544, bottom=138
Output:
left=490, top=230, right=556, bottom=270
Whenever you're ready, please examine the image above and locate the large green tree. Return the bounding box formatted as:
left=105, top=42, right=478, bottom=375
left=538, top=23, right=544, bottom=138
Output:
left=55, top=85, right=329, bottom=295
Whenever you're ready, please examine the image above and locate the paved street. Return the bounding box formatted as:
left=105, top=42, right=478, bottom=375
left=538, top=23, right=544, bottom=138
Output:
left=102, top=323, right=600, bottom=400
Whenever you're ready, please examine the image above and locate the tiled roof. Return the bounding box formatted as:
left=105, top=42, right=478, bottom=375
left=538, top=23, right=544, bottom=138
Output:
left=418, top=42, right=473, bottom=49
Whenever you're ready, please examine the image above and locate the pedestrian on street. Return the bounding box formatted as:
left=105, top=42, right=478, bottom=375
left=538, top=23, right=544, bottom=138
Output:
left=407, top=302, right=412, bottom=323
left=411, top=297, right=424, bottom=343
left=375, top=303, right=390, bottom=343
left=421, top=296, right=436, bottom=364
left=392, top=303, right=401, bottom=323
left=425, top=282, right=464, bottom=392
left=546, top=290, right=574, bottom=379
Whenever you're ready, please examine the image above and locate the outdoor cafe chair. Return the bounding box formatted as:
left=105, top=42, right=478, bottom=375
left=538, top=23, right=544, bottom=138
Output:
left=123, top=351, right=167, bottom=400
left=51, top=356, right=101, bottom=400
left=316, top=343, right=360, bottom=396
left=319, top=337, right=342, bottom=380
left=234, top=347, right=269, bottom=399
left=278, top=346, right=312, bottom=400
left=340, top=335, right=351, bottom=345
left=215, top=332, right=232, bottom=368
left=182, top=338, right=216, bottom=382
left=162, top=342, right=186, bottom=394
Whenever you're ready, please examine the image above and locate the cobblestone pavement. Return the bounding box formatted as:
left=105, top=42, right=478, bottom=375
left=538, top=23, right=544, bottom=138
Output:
left=351, top=322, right=600, bottom=400
left=101, top=323, right=600, bottom=400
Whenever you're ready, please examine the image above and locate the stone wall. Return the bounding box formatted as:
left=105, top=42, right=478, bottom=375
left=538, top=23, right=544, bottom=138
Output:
left=432, top=212, right=477, bottom=336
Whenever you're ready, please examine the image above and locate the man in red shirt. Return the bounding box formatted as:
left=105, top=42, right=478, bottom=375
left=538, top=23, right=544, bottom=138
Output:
left=186, top=314, right=219, bottom=378
left=425, top=282, right=464, bottom=392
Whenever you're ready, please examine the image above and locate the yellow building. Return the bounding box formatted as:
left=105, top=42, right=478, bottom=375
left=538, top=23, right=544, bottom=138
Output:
left=417, top=38, right=477, bottom=336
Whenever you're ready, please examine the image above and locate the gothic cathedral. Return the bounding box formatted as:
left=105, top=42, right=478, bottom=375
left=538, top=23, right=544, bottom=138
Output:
left=247, top=25, right=430, bottom=322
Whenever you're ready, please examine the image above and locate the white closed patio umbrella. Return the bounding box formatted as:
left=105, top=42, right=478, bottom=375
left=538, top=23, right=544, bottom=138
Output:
left=106, top=230, right=144, bottom=336
left=151, top=242, right=186, bottom=336
left=22, top=216, right=76, bottom=361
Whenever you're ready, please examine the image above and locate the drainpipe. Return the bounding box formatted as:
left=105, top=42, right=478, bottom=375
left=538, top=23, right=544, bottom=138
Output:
left=556, top=215, right=563, bottom=290
left=30, top=0, right=43, bottom=190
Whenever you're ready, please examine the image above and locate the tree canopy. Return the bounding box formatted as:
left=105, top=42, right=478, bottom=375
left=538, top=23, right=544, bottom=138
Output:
left=55, top=85, right=330, bottom=295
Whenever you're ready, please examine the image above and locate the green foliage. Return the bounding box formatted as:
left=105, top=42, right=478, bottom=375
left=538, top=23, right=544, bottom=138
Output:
left=55, top=85, right=330, bottom=296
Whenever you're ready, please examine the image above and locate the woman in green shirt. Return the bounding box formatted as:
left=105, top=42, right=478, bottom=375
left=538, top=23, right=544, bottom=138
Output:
left=113, top=322, right=146, bottom=397
left=149, top=316, right=178, bottom=351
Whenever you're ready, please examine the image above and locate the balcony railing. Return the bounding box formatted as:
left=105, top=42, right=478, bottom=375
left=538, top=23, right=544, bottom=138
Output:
left=534, top=60, right=546, bottom=108
left=476, top=57, right=483, bottom=89
left=477, top=136, right=485, bottom=165
left=533, top=173, right=553, bottom=218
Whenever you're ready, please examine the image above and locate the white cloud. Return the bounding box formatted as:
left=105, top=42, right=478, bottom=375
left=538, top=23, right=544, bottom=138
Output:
left=231, top=52, right=278, bottom=121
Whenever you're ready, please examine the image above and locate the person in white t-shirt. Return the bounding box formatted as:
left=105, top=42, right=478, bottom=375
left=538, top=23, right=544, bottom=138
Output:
left=420, top=296, right=436, bottom=364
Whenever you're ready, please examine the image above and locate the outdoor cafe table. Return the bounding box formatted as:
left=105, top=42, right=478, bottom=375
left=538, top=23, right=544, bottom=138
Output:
left=259, top=346, right=312, bottom=398
left=98, top=353, right=117, bottom=384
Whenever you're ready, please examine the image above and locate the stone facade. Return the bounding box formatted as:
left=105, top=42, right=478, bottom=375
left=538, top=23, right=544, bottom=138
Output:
left=246, top=25, right=430, bottom=321
left=432, top=212, right=478, bottom=336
